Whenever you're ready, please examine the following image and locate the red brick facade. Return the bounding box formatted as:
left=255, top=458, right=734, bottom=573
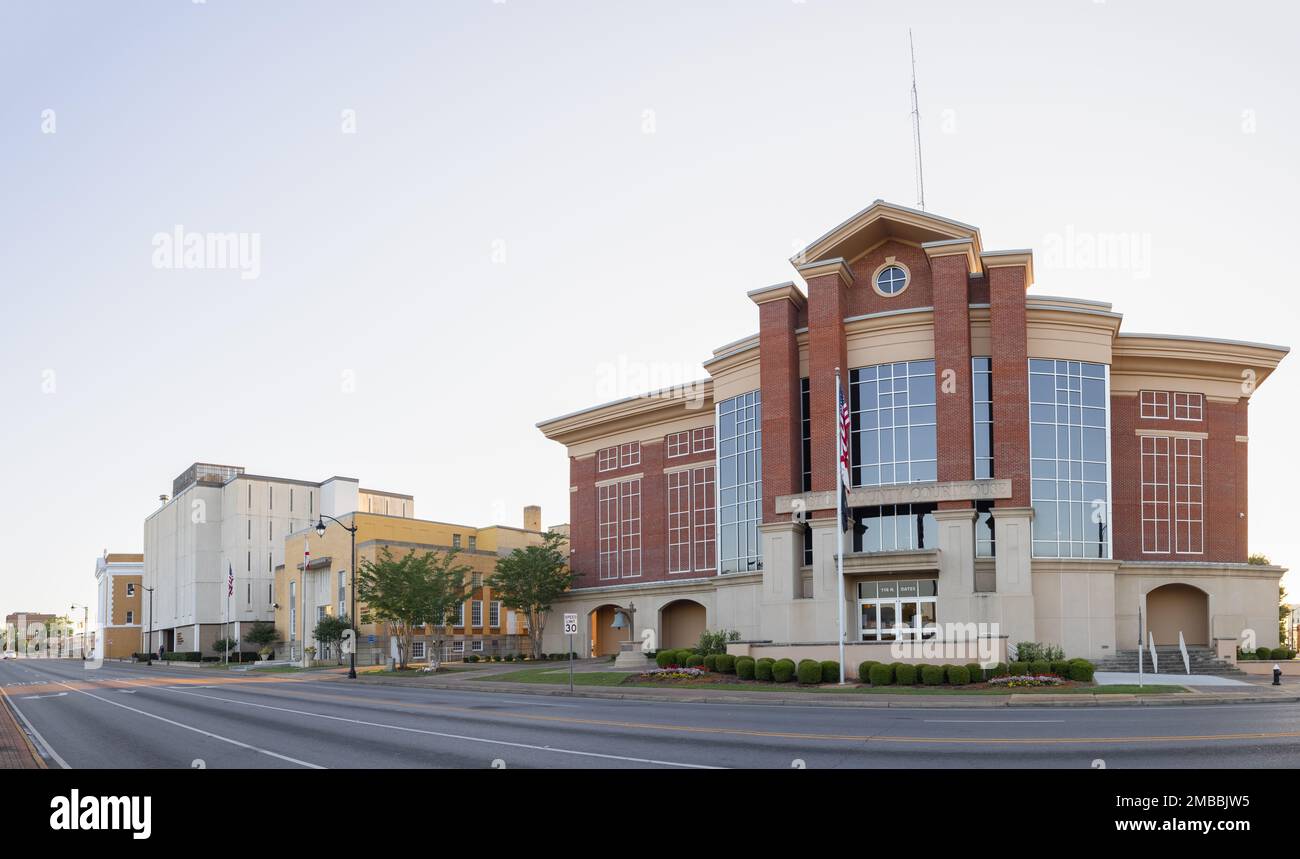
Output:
left=543, top=203, right=1283, bottom=592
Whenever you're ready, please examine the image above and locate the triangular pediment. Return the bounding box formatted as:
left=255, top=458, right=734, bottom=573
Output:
left=792, top=199, right=982, bottom=265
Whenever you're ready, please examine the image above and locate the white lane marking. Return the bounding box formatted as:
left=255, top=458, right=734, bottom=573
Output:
left=21, top=692, right=68, bottom=700
left=0, top=690, right=69, bottom=769
left=49, top=681, right=324, bottom=769
left=491, top=699, right=580, bottom=709
left=925, top=719, right=1066, bottom=724
left=147, top=684, right=721, bottom=769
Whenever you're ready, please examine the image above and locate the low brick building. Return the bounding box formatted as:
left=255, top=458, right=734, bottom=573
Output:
left=537, top=200, right=1288, bottom=664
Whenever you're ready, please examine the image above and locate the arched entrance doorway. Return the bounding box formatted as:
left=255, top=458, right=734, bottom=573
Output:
left=1146, top=583, right=1209, bottom=646
left=588, top=605, right=626, bottom=658
left=659, top=599, right=706, bottom=651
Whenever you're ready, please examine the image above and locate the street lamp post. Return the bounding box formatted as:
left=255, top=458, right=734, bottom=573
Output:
left=144, top=586, right=155, bottom=665
left=70, top=604, right=88, bottom=660
left=315, top=514, right=359, bottom=679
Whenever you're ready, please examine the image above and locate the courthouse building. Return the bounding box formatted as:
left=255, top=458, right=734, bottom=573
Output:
left=537, top=200, right=1288, bottom=663
left=143, top=462, right=412, bottom=656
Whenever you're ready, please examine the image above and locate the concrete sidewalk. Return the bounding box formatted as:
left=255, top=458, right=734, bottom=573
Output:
left=352, top=671, right=1300, bottom=709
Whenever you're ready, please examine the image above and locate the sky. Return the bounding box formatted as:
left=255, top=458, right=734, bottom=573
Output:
left=2, top=0, right=1298, bottom=619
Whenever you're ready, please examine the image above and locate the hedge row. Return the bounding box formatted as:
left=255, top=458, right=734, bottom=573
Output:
left=856, top=658, right=1096, bottom=686
left=1241, top=647, right=1297, bottom=661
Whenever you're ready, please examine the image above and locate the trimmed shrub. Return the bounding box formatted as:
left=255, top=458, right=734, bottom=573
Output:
left=715, top=654, right=736, bottom=674
left=164, top=652, right=201, bottom=662
left=947, top=665, right=970, bottom=686
left=755, top=657, right=775, bottom=682
left=796, top=659, right=822, bottom=684
left=1068, top=659, right=1095, bottom=682
left=685, top=655, right=705, bottom=668
left=820, top=660, right=840, bottom=683
left=1256, top=647, right=1271, bottom=661
left=772, top=659, right=796, bottom=683
left=703, top=654, right=719, bottom=671
left=920, top=664, right=944, bottom=686
left=858, top=660, right=880, bottom=683
left=736, top=656, right=756, bottom=680
left=894, top=663, right=917, bottom=686
left=1049, top=660, right=1071, bottom=677
left=1028, top=659, right=1050, bottom=675
left=991, top=662, right=1008, bottom=678
left=964, top=663, right=984, bottom=683
left=1271, top=647, right=1294, bottom=661
left=656, top=650, right=676, bottom=669
left=941, top=664, right=957, bottom=684
left=868, top=663, right=894, bottom=686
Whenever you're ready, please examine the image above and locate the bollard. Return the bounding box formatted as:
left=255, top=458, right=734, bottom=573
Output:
left=1273, top=664, right=1282, bottom=686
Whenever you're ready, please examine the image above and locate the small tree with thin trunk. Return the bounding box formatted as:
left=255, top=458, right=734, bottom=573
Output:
left=243, top=621, right=279, bottom=654
left=313, top=615, right=352, bottom=664
left=357, top=546, right=471, bottom=670
left=489, top=531, right=573, bottom=659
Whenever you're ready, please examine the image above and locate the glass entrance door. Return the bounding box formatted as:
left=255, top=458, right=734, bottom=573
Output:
left=857, top=579, right=938, bottom=641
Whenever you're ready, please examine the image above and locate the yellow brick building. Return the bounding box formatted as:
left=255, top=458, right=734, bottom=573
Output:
left=94, top=553, right=143, bottom=659
left=274, top=506, right=553, bottom=663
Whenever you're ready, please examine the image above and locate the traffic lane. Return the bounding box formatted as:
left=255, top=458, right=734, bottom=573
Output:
left=127, top=679, right=1300, bottom=769
left=22, top=660, right=1300, bottom=769
left=118, top=679, right=725, bottom=769
left=220, top=675, right=1300, bottom=747
left=29, top=661, right=703, bottom=769
left=0, top=660, right=299, bottom=769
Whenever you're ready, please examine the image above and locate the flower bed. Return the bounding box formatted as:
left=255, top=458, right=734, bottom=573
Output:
left=987, top=674, right=1065, bottom=688
left=639, top=667, right=709, bottom=680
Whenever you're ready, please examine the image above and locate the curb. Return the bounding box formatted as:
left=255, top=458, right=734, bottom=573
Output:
left=351, top=675, right=1300, bottom=709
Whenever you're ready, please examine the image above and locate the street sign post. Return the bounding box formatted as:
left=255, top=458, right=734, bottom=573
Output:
left=564, top=613, right=578, bottom=692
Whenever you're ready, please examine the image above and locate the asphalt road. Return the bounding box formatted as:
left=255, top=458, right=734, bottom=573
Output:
left=5, top=657, right=1300, bottom=769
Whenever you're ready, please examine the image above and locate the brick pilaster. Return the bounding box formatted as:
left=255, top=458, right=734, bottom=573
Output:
left=986, top=255, right=1031, bottom=508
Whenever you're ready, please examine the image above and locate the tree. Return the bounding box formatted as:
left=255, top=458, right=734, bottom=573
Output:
left=212, top=638, right=239, bottom=660
left=489, top=530, right=573, bottom=659
left=243, top=621, right=279, bottom=654
left=313, top=614, right=352, bottom=664
left=357, top=546, right=471, bottom=670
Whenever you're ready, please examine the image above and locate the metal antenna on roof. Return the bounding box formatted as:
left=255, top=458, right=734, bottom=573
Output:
left=909, top=28, right=926, bottom=211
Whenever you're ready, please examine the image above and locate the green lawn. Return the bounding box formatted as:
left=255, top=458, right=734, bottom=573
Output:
left=474, top=668, right=632, bottom=687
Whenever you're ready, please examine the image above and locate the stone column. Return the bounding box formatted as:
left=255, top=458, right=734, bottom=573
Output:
left=758, top=519, right=806, bottom=643
left=991, top=506, right=1037, bottom=647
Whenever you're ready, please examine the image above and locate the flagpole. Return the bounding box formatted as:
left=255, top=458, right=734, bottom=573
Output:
left=836, top=368, right=847, bottom=685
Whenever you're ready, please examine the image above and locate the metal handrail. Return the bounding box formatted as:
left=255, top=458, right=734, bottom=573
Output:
left=1178, top=631, right=1190, bottom=674
left=1148, top=632, right=1158, bottom=674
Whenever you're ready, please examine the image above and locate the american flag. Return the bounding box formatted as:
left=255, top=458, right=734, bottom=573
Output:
left=837, top=376, right=853, bottom=533
left=227, top=561, right=234, bottom=597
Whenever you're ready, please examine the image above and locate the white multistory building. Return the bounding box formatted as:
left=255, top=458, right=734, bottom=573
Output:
left=142, top=463, right=411, bottom=656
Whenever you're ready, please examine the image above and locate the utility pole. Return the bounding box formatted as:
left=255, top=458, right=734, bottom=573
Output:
left=144, top=586, right=155, bottom=664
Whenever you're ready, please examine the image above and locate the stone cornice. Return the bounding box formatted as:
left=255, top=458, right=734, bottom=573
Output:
left=747, top=281, right=807, bottom=308
left=922, top=237, right=981, bottom=275
left=795, top=257, right=855, bottom=287
left=979, top=249, right=1035, bottom=289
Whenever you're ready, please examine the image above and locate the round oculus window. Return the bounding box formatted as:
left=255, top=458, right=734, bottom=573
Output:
left=875, top=264, right=908, bottom=295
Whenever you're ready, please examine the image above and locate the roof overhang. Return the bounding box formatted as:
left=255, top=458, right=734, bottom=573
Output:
left=792, top=200, right=983, bottom=267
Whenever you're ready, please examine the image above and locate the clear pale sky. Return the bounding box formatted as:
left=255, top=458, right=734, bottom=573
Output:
left=2, top=1, right=1297, bottom=621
